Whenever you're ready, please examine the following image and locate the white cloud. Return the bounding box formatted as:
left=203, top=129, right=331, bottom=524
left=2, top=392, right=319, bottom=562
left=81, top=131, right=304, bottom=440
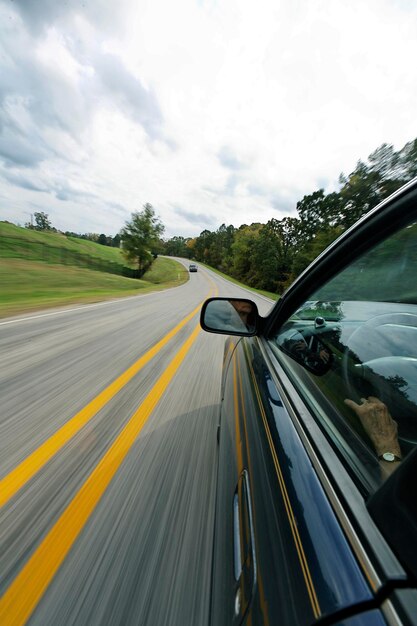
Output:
left=1, top=0, right=417, bottom=237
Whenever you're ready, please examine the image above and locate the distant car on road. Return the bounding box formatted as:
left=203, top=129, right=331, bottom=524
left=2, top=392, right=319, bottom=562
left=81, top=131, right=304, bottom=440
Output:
left=201, top=179, right=417, bottom=626
left=189, top=264, right=198, bottom=272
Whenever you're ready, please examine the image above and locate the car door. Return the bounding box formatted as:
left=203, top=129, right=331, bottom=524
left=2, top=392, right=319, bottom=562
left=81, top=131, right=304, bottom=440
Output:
left=210, top=179, right=417, bottom=626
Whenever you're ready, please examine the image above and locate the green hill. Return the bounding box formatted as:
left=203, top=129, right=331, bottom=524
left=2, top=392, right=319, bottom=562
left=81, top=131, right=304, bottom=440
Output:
left=0, top=222, right=188, bottom=318
left=0, top=221, right=134, bottom=275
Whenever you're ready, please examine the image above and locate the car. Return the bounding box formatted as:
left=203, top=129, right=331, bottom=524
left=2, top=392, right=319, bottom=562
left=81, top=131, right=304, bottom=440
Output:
left=189, top=263, right=198, bottom=272
left=200, top=178, right=417, bottom=626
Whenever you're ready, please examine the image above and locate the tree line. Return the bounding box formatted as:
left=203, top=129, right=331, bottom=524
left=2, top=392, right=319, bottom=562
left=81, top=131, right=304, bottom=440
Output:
left=163, top=138, right=417, bottom=293
left=22, top=137, right=417, bottom=288
left=26, top=212, right=123, bottom=248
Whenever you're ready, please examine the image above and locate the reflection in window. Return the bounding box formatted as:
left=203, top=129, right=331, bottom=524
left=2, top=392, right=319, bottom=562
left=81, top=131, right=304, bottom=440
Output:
left=269, top=219, right=417, bottom=491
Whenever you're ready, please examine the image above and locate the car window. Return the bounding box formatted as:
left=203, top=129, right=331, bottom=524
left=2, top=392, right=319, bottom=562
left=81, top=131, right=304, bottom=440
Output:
left=268, top=217, right=417, bottom=491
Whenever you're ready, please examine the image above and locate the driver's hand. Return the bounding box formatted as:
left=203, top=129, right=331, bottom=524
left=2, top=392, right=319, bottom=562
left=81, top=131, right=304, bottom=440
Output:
left=319, top=349, right=330, bottom=363
left=293, top=340, right=307, bottom=352
left=344, top=396, right=401, bottom=458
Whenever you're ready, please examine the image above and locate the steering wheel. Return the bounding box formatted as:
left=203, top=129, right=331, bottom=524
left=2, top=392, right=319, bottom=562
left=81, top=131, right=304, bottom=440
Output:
left=342, top=312, right=417, bottom=449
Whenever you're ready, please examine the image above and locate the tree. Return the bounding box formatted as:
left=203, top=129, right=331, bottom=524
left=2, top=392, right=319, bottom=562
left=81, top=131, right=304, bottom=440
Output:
left=296, top=189, right=343, bottom=237
left=231, top=223, right=262, bottom=285
left=336, top=137, right=417, bottom=228
left=398, top=139, right=417, bottom=180
left=368, top=143, right=399, bottom=180
left=112, top=234, right=121, bottom=248
left=193, top=229, right=216, bottom=263
left=98, top=234, right=108, bottom=246
left=163, top=236, right=191, bottom=258
left=25, top=211, right=53, bottom=231
left=35, top=211, right=54, bottom=230
left=338, top=161, right=381, bottom=227
left=120, top=204, right=165, bottom=275
left=278, top=217, right=304, bottom=263
left=248, top=220, right=282, bottom=291
left=291, top=225, right=344, bottom=278
left=213, top=224, right=235, bottom=272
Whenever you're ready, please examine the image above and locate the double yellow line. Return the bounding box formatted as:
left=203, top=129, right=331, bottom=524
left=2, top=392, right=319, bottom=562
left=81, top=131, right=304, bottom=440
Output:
left=0, top=301, right=203, bottom=507
left=1, top=289, right=215, bottom=625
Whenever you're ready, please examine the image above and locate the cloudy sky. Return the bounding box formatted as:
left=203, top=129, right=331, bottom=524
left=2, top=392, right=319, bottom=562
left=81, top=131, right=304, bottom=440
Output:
left=1, top=0, right=416, bottom=238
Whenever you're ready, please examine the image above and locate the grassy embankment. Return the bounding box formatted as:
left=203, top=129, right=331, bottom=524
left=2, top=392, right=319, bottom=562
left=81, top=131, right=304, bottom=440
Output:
left=0, top=222, right=188, bottom=318
left=196, top=260, right=279, bottom=301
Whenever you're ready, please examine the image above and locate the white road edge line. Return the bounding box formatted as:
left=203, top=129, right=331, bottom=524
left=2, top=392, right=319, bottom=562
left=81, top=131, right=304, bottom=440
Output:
left=0, top=290, right=174, bottom=326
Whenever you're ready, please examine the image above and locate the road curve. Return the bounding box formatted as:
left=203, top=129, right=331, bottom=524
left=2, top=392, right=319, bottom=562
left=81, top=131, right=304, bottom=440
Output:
left=0, top=263, right=272, bottom=626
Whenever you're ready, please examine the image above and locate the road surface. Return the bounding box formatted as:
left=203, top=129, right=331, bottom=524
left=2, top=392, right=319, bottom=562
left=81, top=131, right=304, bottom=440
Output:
left=0, top=262, right=273, bottom=626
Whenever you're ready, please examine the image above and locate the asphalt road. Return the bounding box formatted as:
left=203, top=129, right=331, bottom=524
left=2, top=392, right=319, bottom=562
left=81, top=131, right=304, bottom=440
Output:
left=0, top=262, right=273, bottom=626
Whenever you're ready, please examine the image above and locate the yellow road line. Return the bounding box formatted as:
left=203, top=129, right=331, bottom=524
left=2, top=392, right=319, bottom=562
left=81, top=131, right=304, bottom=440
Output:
left=0, top=322, right=202, bottom=626
left=0, top=300, right=206, bottom=507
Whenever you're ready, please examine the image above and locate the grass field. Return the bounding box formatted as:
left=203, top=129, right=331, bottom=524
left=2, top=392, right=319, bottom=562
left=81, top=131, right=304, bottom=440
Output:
left=196, top=261, right=279, bottom=300
left=0, top=222, right=276, bottom=318
left=0, top=221, right=133, bottom=275
left=0, top=222, right=188, bottom=318
left=0, top=257, right=188, bottom=318
left=0, top=221, right=128, bottom=263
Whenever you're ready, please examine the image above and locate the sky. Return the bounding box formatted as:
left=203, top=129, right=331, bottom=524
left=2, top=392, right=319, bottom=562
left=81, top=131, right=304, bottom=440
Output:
left=0, top=0, right=417, bottom=239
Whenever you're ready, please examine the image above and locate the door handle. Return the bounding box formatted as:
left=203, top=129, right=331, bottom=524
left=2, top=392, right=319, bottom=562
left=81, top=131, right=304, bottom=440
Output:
left=233, top=470, right=257, bottom=624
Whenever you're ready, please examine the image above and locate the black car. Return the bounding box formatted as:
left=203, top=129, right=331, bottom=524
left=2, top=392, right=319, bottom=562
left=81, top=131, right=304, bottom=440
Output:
left=201, top=179, right=417, bottom=626
left=189, top=263, right=198, bottom=272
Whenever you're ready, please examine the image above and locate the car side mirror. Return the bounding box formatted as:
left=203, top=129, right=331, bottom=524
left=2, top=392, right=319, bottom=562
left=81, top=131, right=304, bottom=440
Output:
left=200, top=297, right=260, bottom=336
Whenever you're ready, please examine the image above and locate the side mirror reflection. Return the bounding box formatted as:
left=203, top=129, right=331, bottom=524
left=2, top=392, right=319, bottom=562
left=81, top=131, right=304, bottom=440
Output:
left=278, top=329, right=333, bottom=376
left=200, top=298, right=259, bottom=336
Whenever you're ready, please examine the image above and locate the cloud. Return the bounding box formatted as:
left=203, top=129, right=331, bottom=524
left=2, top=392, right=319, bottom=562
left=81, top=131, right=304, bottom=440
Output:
left=270, top=194, right=297, bottom=215
left=0, top=14, right=89, bottom=166
left=1, top=170, right=47, bottom=191
left=94, top=52, right=164, bottom=141
left=54, top=185, right=97, bottom=203
left=1, top=165, right=106, bottom=209
left=12, top=0, right=131, bottom=35
left=246, top=183, right=298, bottom=216
left=0, top=1, right=167, bottom=171
left=12, top=0, right=76, bottom=34
left=1, top=0, right=417, bottom=239
left=218, top=146, right=246, bottom=171
left=224, top=174, right=241, bottom=196
left=0, top=132, right=48, bottom=168
left=173, top=207, right=217, bottom=230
